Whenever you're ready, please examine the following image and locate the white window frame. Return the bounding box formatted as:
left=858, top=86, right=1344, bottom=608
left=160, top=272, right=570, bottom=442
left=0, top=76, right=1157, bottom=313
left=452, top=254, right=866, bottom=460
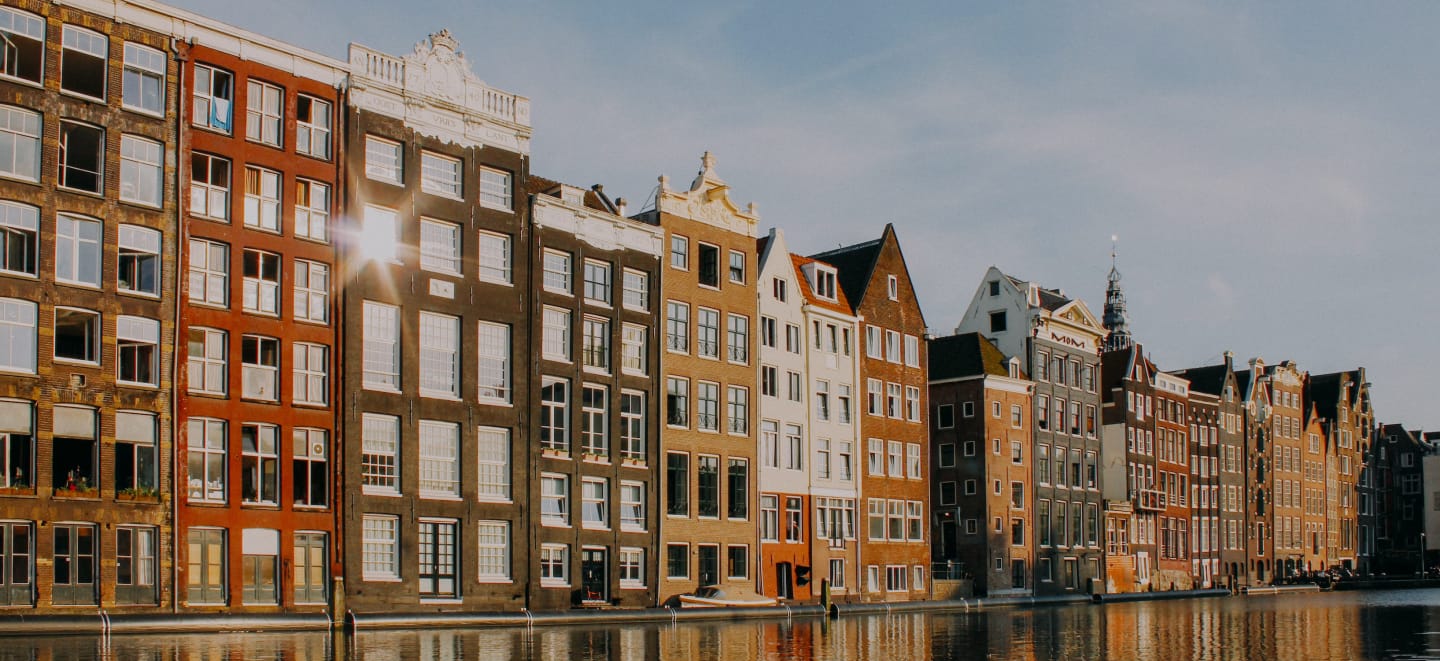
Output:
left=475, top=520, right=511, bottom=583
left=187, top=327, right=227, bottom=395
left=622, top=268, right=649, bottom=311
left=365, top=135, right=402, bottom=184
left=245, top=79, right=283, bottom=147
left=360, top=414, right=400, bottom=496
left=419, top=218, right=461, bottom=275
left=420, top=150, right=463, bottom=199
left=292, top=341, right=328, bottom=406
left=541, top=306, right=571, bottom=362
left=119, top=134, right=162, bottom=207
left=295, top=94, right=331, bottom=159
left=190, top=152, right=230, bottom=221
left=477, top=230, right=512, bottom=284
left=117, top=316, right=160, bottom=387
left=418, top=420, right=461, bottom=499
left=117, top=224, right=161, bottom=297
left=55, top=214, right=101, bottom=288
left=294, top=178, right=329, bottom=242
left=293, top=260, right=329, bottom=325
left=542, top=249, right=572, bottom=295
left=419, top=311, right=461, bottom=399
left=477, top=321, right=511, bottom=404
left=188, top=238, right=228, bottom=307
left=475, top=426, right=511, bottom=502
left=479, top=167, right=512, bottom=211
left=361, top=515, right=399, bottom=581
left=362, top=301, right=400, bottom=391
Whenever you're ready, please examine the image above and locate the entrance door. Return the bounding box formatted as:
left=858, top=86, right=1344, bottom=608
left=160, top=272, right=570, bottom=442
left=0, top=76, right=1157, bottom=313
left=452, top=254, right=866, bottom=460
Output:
left=941, top=520, right=957, bottom=560
left=776, top=562, right=793, bottom=600
left=698, top=545, right=719, bottom=587
left=581, top=548, right=607, bottom=602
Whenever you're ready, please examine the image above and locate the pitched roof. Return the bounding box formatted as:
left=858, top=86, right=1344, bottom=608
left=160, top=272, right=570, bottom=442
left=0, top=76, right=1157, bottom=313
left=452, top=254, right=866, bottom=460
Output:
left=810, top=237, right=882, bottom=307
left=1174, top=363, right=1231, bottom=397
left=1100, top=345, right=1141, bottom=392
left=790, top=254, right=853, bottom=316
left=929, top=332, right=1020, bottom=381
left=1306, top=372, right=1347, bottom=422
left=526, top=175, right=615, bottom=214
left=1037, top=287, right=1072, bottom=312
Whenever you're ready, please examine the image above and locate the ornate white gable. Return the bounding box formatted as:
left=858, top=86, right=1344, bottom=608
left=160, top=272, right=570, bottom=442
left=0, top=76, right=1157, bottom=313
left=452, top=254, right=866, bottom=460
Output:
left=656, top=152, right=760, bottom=237
left=349, top=31, right=532, bottom=154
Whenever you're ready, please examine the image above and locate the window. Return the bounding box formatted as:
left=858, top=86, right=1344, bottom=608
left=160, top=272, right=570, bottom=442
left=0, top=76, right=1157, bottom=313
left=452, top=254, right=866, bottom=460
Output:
left=241, top=249, right=280, bottom=315
left=665, top=301, right=689, bottom=353
left=61, top=26, right=106, bottom=99
left=611, top=272, right=648, bottom=319
left=939, top=443, right=955, bottom=467
left=420, top=218, right=461, bottom=274
left=190, top=153, right=231, bottom=220
left=937, top=404, right=955, bottom=429
left=186, top=418, right=226, bottom=503
left=697, top=243, right=720, bottom=287
left=867, top=439, right=884, bottom=476
left=293, top=179, right=329, bottom=242
left=419, top=421, right=460, bottom=499
left=363, top=302, right=400, bottom=390
left=540, top=544, right=569, bottom=586
left=243, top=166, right=283, bottom=232
left=479, top=167, right=512, bottom=210
left=56, top=214, right=101, bottom=287
left=582, top=316, right=610, bottom=371
left=666, top=377, right=689, bottom=427
left=114, top=411, right=156, bottom=497
left=292, top=342, right=328, bottom=405
left=621, top=323, right=646, bottom=374
left=117, top=224, right=161, bottom=296
left=867, top=379, right=882, bottom=416
left=540, top=306, right=572, bottom=362
left=783, top=497, right=803, bottom=542
left=245, top=80, right=282, bottom=146
left=788, top=371, right=803, bottom=402
left=786, top=323, right=802, bottom=354
left=292, top=428, right=327, bottom=507
left=728, top=250, right=746, bottom=283
left=58, top=121, right=103, bottom=193
left=542, top=250, right=572, bottom=294
left=192, top=64, right=234, bottom=132
left=620, top=548, right=645, bottom=588
left=0, top=8, right=43, bottom=85
left=365, top=136, right=402, bottom=184
left=186, top=328, right=227, bottom=395
left=582, top=478, right=609, bottom=529
left=119, top=135, right=162, bottom=207
left=53, top=307, right=99, bottom=364
left=665, top=543, right=690, bottom=579
left=621, top=481, right=646, bottom=531
left=697, top=455, right=720, bottom=518
left=476, top=426, right=510, bottom=502
left=727, top=386, right=749, bottom=435
left=887, top=383, right=902, bottom=418
left=362, top=515, right=399, bottom=581
left=695, top=308, right=720, bottom=358
left=907, top=443, right=921, bottom=479
left=885, top=331, right=901, bottom=364
left=989, top=310, right=1007, bottom=333
left=727, top=314, right=749, bottom=363
left=421, top=151, right=462, bottom=198
left=360, top=414, right=399, bottom=495
left=0, top=106, right=39, bottom=182
left=581, top=384, right=608, bottom=457
left=724, top=462, right=744, bottom=522
left=582, top=259, right=612, bottom=305
left=296, top=95, right=331, bottom=158
left=239, top=335, right=280, bottom=400
left=620, top=391, right=646, bottom=461
left=0, top=201, right=36, bottom=277
left=418, top=312, right=460, bottom=398
left=477, top=322, right=511, bottom=404
left=904, top=335, right=919, bottom=367
left=814, top=267, right=837, bottom=300
left=476, top=521, right=510, bottom=582
left=115, top=525, right=157, bottom=605
left=667, top=452, right=689, bottom=516
left=240, top=423, right=279, bottom=505
left=534, top=378, right=569, bottom=454
left=906, top=387, right=921, bottom=422
left=293, top=260, right=329, bottom=324
left=186, top=528, right=225, bottom=604
left=697, top=382, right=719, bottom=431
left=117, top=316, right=159, bottom=386
left=478, top=231, right=512, bottom=284
left=785, top=425, right=804, bottom=471
left=816, top=439, right=831, bottom=479
left=887, top=274, right=899, bottom=300
left=908, top=501, right=924, bottom=541
left=541, top=474, right=569, bottom=526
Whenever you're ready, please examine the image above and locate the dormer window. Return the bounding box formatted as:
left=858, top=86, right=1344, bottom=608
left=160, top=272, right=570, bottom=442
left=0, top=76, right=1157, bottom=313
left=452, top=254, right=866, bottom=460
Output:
left=1008, top=358, right=1020, bottom=379
left=814, top=268, right=837, bottom=301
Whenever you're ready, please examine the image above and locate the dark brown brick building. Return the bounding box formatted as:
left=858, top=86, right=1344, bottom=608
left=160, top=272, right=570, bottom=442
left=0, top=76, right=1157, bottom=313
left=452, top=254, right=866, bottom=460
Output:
left=174, top=35, right=346, bottom=612
left=527, top=179, right=663, bottom=609
left=339, top=31, right=533, bottom=613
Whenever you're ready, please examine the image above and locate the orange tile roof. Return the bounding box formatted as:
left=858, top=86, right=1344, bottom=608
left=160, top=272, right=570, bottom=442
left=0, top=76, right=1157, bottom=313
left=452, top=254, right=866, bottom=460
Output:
left=790, top=253, right=854, bottom=316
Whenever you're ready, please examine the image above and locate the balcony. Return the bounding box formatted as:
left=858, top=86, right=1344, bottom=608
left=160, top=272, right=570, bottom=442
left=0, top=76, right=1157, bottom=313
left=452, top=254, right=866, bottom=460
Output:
left=1134, top=488, right=1166, bottom=512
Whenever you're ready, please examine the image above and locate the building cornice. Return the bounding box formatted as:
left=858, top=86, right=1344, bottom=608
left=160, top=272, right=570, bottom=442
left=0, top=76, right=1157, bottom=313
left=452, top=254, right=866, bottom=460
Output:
left=533, top=193, right=663, bottom=257
left=656, top=152, right=759, bottom=237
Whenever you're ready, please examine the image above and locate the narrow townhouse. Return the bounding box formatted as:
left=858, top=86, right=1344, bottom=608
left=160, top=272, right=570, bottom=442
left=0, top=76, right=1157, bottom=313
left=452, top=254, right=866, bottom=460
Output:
left=955, top=266, right=1106, bottom=595
left=528, top=179, right=663, bottom=608
left=1099, top=343, right=1157, bottom=591
left=637, top=153, right=759, bottom=604
left=1308, top=369, right=1372, bottom=571
left=1152, top=370, right=1192, bottom=590
left=812, top=224, right=930, bottom=601
left=340, top=31, right=534, bottom=612
left=1175, top=352, right=1247, bottom=590
left=1267, top=361, right=1307, bottom=580
left=0, top=0, right=178, bottom=612
left=1187, top=384, right=1222, bottom=587
left=173, top=19, right=346, bottom=613
left=928, top=332, right=1034, bottom=597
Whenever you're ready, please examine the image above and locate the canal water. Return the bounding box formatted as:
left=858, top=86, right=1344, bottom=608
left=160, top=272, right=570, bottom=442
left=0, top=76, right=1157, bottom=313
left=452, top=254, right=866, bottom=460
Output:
left=5, top=589, right=1440, bottom=660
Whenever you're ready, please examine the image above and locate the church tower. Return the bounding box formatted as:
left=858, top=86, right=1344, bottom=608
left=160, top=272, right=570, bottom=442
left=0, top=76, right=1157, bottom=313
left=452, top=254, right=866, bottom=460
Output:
left=1103, top=238, right=1134, bottom=352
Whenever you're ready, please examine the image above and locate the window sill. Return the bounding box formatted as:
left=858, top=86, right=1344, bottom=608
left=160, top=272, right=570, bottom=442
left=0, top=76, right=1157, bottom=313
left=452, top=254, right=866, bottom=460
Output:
left=117, top=289, right=162, bottom=300
left=53, top=357, right=101, bottom=368
left=55, top=279, right=101, bottom=291
left=540, top=581, right=570, bottom=589
left=0, top=270, right=37, bottom=281
left=477, top=277, right=514, bottom=288
left=361, top=490, right=403, bottom=498
left=620, top=584, right=646, bottom=591
left=363, top=576, right=403, bottom=583
left=476, top=578, right=514, bottom=585
left=477, top=398, right=513, bottom=408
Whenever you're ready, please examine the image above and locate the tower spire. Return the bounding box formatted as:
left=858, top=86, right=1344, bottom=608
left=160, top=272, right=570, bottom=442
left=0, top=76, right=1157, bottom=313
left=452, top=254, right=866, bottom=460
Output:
left=1103, top=234, right=1133, bottom=351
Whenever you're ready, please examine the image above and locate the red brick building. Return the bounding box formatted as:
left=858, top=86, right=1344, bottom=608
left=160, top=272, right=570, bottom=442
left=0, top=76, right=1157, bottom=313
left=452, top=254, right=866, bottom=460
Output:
left=811, top=224, right=930, bottom=600
left=175, top=36, right=346, bottom=612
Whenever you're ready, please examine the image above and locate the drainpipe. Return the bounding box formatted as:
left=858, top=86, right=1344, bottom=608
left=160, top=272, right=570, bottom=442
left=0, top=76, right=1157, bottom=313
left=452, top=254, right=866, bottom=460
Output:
left=168, top=36, right=188, bottom=615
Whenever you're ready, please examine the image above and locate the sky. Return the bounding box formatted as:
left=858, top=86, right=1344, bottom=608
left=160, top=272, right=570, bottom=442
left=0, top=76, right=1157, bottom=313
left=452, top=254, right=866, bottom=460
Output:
left=170, top=0, right=1440, bottom=430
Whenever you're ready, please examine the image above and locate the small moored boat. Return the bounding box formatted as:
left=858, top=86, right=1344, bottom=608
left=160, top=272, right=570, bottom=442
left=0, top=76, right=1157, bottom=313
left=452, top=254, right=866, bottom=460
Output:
left=675, top=586, right=778, bottom=608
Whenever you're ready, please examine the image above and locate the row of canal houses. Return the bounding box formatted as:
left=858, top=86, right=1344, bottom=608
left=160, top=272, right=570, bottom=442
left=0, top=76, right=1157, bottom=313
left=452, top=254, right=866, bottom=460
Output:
left=0, top=0, right=1411, bottom=618
left=0, top=0, right=933, bottom=615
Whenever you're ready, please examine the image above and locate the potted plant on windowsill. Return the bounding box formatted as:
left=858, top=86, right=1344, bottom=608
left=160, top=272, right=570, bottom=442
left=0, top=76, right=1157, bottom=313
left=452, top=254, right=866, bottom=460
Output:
left=116, top=487, right=159, bottom=502
left=0, top=482, right=33, bottom=496
left=54, top=474, right=98, bottom=498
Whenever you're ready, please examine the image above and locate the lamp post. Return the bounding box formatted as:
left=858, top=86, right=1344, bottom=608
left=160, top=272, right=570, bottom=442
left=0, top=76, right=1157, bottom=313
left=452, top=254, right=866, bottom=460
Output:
left=1421, top=532, right=1428, bottom=578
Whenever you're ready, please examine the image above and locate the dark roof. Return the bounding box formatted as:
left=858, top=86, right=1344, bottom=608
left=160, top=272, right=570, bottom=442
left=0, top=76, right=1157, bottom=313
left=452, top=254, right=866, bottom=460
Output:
left=929, top=332, right=1018, bottom=381
left=1100, top=345, right=1140, bottom=393
left=1307, top=372, right=1345, bottom=422
left=1174, top=363, right=1231, bottom=397
left=810, top=237, right=882, bottom=307
left=1234, top=369, right=1253, bottom=397
left=1036, top=287, right=1071, bottom=312
left=527, top=175, right=615, bottom=214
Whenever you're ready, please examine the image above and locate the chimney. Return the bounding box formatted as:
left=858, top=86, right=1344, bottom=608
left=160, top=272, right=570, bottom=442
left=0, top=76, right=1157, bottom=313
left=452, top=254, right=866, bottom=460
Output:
left=616, top=197, right=627, bottom=217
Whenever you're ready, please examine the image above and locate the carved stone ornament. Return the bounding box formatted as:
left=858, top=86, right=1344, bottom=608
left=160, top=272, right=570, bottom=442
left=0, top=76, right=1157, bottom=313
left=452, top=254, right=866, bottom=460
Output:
left=409, top=30, right=474, bottom=105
